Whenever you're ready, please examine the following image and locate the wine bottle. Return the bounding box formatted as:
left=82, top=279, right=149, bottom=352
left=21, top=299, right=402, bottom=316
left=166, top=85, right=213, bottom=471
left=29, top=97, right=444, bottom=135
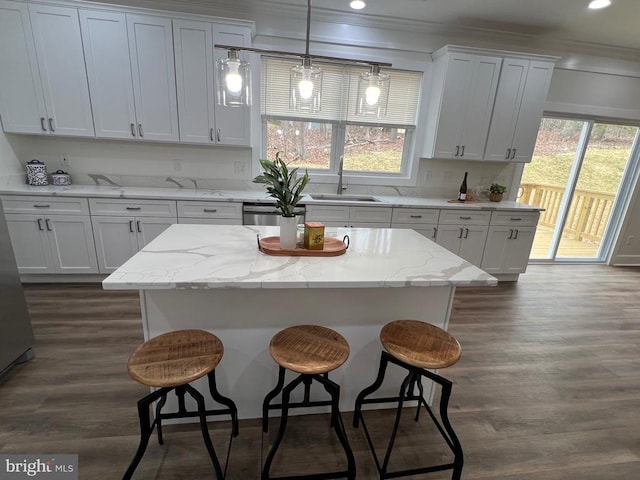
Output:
left=458, top=172, right=468, bottom=201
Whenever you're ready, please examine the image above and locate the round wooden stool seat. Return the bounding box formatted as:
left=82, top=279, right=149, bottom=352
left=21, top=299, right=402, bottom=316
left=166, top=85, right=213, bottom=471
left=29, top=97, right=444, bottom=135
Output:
left=381, top=320, right=461, bottom=369
left=128, top=329, right=223, bottom=388
left=269, top=325, right=349, bottom=375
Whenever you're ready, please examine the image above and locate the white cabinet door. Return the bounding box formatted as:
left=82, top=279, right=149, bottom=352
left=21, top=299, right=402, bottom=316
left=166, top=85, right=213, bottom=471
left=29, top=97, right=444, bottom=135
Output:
left=4, top=214, right=53, bottom=274
left=173, top=19, right=215, bottom=145
left=46, top=215, right=98, bottom=274
left=127, top=14, right=179, bottom=142
left=213, top=24, right=251, bottom=146
left=136, top=217, right=175, bottom=248
left=510, top=61, right=553, bottom=162
left=28, top=4, right=94, bottom=137
left=484, top=59, right=553, bottom=162
left=79, top=10, right=137, bottom=140
left=435, top=225, right=463, bottom=255
left=0, top=1, right=47, bottom=134
left=481, top=225, right=536, bottom=274
left=429, top=53, right=501, bottom=160
left=92, top=216, right=139, bottom=273
left=457, top=225, right=488, bottom=266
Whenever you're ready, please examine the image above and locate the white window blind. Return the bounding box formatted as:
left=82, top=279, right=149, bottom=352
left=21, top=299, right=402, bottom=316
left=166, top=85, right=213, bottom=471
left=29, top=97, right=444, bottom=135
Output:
left=261, top=57, right=422, bottom=126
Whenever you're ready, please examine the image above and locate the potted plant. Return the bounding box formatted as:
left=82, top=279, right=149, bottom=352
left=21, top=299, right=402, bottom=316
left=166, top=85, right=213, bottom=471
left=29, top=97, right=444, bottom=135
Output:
left=489, top=183, right=507, bottom=202
left=253, top=152, right=310, bottom=249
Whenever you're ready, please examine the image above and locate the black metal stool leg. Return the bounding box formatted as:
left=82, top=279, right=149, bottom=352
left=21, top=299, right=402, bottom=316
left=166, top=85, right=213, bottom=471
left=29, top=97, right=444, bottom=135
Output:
left=438, top=379, right=464, bottom=480
left=208, top=370, right=239, bottom=437
left=122, top=388, right=168, bottom=480
left=185, top=384, right=225, bottom=480
left=154, top=392, right=168, bottom=445
left=263, top=366, right=286, bottom=433
left=414, top=377, right=425, bottom=422
left=261, top=374, right=305, bottom=480
left=354, top=351, right=390, bottom=428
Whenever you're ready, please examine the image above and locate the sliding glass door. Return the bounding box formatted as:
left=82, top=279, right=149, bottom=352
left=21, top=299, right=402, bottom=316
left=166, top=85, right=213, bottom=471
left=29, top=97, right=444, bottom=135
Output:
left=519, top=117, right=639, bottom=261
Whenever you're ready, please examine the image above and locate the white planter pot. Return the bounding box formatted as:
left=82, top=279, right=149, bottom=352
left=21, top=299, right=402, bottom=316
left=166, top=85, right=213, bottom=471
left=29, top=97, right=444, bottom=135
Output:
left=279, top=215, right=298, bottom=249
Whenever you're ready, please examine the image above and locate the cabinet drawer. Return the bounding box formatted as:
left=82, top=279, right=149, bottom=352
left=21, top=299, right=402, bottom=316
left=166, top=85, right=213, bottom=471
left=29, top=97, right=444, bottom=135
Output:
left=392, top=208, right=439, bottom=224
left=349, top=207, right=392, bottom=224
left=177, top=201, right=242, bottom=220
left=89, top=198, right=177, bottom=217
left=306, top=206, right=350, bottom=223
left=1, top=195, right=89, bottom=215
left=438, top=209, right=491, bottom=225
left=490, top=210, right=539, bottom=226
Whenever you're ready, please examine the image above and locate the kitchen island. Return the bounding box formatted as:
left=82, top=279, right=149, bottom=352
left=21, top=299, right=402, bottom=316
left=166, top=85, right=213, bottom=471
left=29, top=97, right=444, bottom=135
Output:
left=103, top=224, right=496, bottom=419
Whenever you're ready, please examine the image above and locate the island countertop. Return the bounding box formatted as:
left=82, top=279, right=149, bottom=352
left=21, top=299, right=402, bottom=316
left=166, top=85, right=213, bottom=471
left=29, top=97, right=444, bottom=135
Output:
left=102, top=224, right=497, bottom=290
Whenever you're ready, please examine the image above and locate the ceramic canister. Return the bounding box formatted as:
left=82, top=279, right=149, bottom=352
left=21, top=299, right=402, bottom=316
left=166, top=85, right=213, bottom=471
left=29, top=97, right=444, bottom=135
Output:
left=51, top=170, right=71, bottom=186
left=26, top=159, right=48, bottom=186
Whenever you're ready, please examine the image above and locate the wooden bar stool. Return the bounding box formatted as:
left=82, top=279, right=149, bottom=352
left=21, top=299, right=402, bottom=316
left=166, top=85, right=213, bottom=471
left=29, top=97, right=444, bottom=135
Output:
left=123, top=329, right=238, bottom=480
left=262, top=325, right=356, bottom=480
left=353, top=320, right=464, bottom=480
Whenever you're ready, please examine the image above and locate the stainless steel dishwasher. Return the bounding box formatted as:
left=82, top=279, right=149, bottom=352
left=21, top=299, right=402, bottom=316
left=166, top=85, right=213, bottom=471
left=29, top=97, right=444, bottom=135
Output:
left=242, top=203, right=306, bottom=225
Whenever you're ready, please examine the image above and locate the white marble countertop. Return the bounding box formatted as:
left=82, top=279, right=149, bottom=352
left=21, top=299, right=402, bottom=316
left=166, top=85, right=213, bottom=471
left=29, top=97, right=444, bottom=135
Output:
left=0, top=183, right=542, bottom=211
left=102, top=225, right=497, bottom=290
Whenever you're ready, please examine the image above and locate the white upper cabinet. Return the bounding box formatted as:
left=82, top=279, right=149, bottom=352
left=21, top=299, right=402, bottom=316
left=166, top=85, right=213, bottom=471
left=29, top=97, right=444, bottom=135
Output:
left=484, top=59, right=554, bottom=162
left=173, top=19, right=250, bottom=146
left=28, top=4, right=94, bottom=136
left=0, top=1, right=46, bottom=134
left=79, top=10, right=137, bottom=140
left=0, top=1, right=93, bottom=136
left=424, top=48, right=502, bottom=160
left=127, top=14, right=179, bottom=142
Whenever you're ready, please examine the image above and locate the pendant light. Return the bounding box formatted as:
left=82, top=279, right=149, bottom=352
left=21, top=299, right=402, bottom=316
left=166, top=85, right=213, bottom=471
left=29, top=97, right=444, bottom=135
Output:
left=356, top=64, right=390, bottom=117
left=216, top=49, right=252, bottom=107
left=289, top=0, right=322, bottom=113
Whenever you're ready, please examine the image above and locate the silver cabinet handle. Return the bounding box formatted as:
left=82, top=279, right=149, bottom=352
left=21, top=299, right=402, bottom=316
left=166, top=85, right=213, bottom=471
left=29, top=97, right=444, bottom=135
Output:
left=48, top=118, right=55, bottom=132
left=210, top=128, right=214, bottom=142
left=131, top=123, right=136, bottom=137
left=458, top=227, right=463, bottom=238
left=506, top=148, right=511, bottom=159
left=464, top=228, right=469, bottom=238
left=136, top=220, right=142, bottom=233
left=216, top=128, right=221, bottom=142
left=45, top=218, right=52, bottom=231
left=508, top=229, right=513, bottom=239
left=455, top=145, right=460, bottom=157
left=138, top=124, right=143, bottom=138
left=432, top=227, right=437, bottom=239
left=40, top=117, right=47, bottom=132
left=409, top=215, right=422, bottom=218
left=511, top=148, right=516, bottom=159
left=129, top=220, right=134, bottom=233
left=126, top=207, right=141, bottom=211
left=460, top=145, right=465, bottom=157
left=37, top=218, right=44, bottom=231
left=33, top=204, right=50, bottom=208
left=203, top=208, right=218, bottom=213
left=459, top=216, right=471, bottom=220
left=513, top=229, right=519, bottom=239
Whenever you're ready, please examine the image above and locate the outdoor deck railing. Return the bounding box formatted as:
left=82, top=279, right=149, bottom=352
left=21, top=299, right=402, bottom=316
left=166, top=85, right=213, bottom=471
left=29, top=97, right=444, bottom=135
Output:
left=518, top=183, right=616, bottom=244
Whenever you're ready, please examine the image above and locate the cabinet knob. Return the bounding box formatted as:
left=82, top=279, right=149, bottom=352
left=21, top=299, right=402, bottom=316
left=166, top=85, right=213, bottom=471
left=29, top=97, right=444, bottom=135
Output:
left=216, top=128, right=221, bottom=142
left=136, top=220, right=142, bottom=233
left=48, top=118, right=55, bottom=132
left=37, top=218, right=44, bottom=231
left=40, top=117, right=47, bottom=132
left=126, top=207, right=141, bottom=211
left=455, top=145, right=460, bottom=157
left=129, top=220, right=134, bottom=233
left=33, top=204, right=50, bottom=208
left=506, top=148, right=511, bottom=159
left=460, top=145, right=465, bottom=157
left=513, top=229, right=519, bottom=239
left=511, top=148, right=517, bottom=159
left=459, top=216, right=471, bottom=220
left=210, top=128, right=214, bottom=142
left=131, top=123, right=137, bottom=137
left=508, top=229, right=514, bottom=239
left=45, top=218, right=52, bottom=231
left=409, top=215, right=422, bottom=218
left=138, top=124, right=144, bottom=138
left=464, top=227, right=469, bottom=238
left=203, top=208, right=218, bottom=213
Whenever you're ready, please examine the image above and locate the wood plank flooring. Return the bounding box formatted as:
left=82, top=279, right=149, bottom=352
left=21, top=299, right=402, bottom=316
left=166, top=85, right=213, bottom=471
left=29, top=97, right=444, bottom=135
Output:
left=1, top=266, right=640, bottom=479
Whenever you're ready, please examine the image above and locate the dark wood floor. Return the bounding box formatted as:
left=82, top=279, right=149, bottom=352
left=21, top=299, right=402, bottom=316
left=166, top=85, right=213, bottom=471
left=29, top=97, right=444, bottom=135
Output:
left=2, top=265, right=640, bottom=479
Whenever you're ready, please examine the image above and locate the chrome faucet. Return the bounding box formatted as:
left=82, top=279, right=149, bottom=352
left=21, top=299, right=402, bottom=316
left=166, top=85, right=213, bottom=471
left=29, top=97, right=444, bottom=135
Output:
left=337, top=156, right=346, bottom=195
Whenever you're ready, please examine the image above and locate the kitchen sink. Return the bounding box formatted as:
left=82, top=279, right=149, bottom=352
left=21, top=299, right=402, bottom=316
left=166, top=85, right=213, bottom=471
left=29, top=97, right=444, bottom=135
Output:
left=309, top=194, right=381, bottom=202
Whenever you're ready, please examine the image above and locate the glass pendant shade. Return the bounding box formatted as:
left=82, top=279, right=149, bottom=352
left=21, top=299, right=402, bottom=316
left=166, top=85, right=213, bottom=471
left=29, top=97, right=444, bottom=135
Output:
left=356, top=65, right=390, bottom=117
left=290, top=57, right=322, bottom=113
left=216, top=50, right=252, bottom=107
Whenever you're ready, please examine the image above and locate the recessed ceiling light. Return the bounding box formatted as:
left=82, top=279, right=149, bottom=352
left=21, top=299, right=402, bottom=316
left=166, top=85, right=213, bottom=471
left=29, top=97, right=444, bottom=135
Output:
left=588, top=0, right=611, bottom=9
left=350, top=0, right=366, bottom=10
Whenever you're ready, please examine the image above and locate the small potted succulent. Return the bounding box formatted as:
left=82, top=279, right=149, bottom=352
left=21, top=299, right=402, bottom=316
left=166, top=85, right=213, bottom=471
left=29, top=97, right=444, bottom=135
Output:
left=253, top=152, right=310, bottom=249
left=489, top=183, right=507, bottom=202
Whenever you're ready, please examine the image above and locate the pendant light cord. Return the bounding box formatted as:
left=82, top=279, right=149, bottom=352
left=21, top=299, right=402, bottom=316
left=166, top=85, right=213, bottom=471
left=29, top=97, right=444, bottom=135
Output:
left=305, top=0, right=311, bottom=57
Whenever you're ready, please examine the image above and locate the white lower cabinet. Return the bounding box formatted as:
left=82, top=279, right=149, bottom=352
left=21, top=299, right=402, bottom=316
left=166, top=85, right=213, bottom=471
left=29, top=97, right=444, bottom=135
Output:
left=5, top=213, right=98, bottom=274
left=436, top=224, right=489, bottom=266
left=481, top=211, right=539, bottom=274
left=91, top=216, right=175, bottom=273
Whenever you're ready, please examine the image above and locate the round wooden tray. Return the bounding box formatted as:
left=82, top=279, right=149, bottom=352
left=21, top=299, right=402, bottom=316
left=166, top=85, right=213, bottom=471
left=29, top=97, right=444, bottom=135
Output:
left=257, top=235, right=349, bottom=257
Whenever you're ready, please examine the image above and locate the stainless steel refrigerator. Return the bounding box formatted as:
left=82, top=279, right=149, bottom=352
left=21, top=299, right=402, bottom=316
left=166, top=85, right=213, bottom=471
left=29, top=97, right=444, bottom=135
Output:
left=0, top=199, right=34, bottom=376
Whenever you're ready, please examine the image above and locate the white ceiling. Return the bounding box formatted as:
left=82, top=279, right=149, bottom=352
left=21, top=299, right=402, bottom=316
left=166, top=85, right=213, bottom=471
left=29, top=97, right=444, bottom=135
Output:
left=260, top=0, right=640, bottom=52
